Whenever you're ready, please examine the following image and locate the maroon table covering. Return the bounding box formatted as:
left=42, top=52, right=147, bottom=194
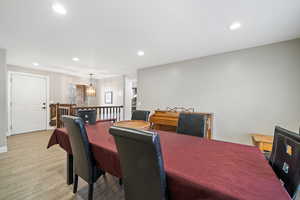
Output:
left=47, top=121, right=290, bottom=200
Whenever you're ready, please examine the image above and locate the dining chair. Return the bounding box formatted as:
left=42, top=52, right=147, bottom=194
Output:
left=109, top=126, right=168, bottom=200
left=131, top=110, right=150, bottom=121
left=62, top=115, right=104, bottom=200
left=269, top=126, right=300, bottom=165
left=264, top=127, right=300, bottom=162
left=77, top=109, right=97, bottom=124
left=269, top=126, right=300, bottom=199
left=176, top=112, right=207, bottom=138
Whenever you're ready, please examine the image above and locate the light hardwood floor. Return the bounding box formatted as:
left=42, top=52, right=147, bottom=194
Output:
left=0, top=130, right=125, bottom=200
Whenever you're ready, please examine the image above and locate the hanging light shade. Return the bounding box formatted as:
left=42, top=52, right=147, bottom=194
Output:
left=86, top=73, right=96, bottom=97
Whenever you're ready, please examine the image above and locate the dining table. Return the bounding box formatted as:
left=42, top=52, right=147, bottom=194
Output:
left=113, top=120, right=151, bottom=130
left=47, top=120, right=291, bottom=200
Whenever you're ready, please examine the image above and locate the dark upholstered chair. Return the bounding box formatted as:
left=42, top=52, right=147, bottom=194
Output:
left=131, top=110, right=150, bottom=121
left=264, top=127, right=300, bottom=162
left=109, top=126, right=168, bottom=200
left=176, top=112, right=207, bottom=138
left=269, top=126, right=300, bottom=165
left=269, top=126, right=300, bottom=199
left=77, top=110, right=97, bottom=124
left=62, top=116, right=103, bottom=200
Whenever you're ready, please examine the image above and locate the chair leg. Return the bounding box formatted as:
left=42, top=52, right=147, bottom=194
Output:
left=73, top=174, right=78, bottom=193
left=88, top=183, right=94, bottom=200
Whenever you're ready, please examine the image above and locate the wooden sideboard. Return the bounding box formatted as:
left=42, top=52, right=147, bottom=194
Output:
left=149, top=110, right=213, bottom=139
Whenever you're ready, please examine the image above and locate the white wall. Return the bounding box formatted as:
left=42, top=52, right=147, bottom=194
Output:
left=0, top=49, right=8, bottom=151
left=7, top=65, right=91, bottom=104
left=96, top=76, right=125, bottom=106
left=138, top=39, right=300, bottom=145
left=124, top=77, right=135, bottom=120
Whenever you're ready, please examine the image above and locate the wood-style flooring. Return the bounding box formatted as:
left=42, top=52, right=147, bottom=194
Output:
left=0, top=130, right=125, bottom=200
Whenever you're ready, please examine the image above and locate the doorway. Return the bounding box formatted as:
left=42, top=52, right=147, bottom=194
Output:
left=8, top=72, right=49, bottom=135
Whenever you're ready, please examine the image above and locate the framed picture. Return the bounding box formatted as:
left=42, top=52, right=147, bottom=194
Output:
left=104, top=91, right=113, bottom=104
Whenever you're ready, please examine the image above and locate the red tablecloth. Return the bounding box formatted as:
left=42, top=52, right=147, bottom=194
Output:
left=47, top=121, right=290, bottom=200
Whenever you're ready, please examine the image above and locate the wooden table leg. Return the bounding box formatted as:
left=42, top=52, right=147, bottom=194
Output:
left=67, top=153, right=73, bottom=185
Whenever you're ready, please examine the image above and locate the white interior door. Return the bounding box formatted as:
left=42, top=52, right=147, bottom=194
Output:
left=10, top=73, right=48, bottom=134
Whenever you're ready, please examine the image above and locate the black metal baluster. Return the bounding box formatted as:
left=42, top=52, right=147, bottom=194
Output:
left=113, top=107, right=115, bottom=120
left=110, top=107, right=112, bottom=119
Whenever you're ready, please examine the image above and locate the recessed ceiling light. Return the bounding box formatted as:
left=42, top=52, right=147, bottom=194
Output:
left=137, top=50, right=145, bottom=56
left=32, top=62, right=39, bottom=66
left=72, top=57, right=80, bottom=61
left=229, top=22, right=242, bottom=31
left=52, top=3, right=67, bottom=15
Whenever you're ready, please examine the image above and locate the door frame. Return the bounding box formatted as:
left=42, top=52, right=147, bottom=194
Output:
left=7, top=71, right=50, bottom=136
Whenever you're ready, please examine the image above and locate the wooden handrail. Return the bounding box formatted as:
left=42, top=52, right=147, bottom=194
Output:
left=50, top=103, right=76, bottom=127
left=72, top=105, right=124, bottom=122
left=50, top=104, right=124, bottom=128
left=73, top=105, right=124, bottom=109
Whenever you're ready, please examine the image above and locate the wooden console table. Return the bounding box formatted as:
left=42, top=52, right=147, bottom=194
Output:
left=250, top=134, right=273, bottom=152
left=149, top=110, right=213, bottom=139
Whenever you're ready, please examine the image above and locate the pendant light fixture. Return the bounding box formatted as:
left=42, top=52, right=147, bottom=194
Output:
left=86, top=73, right=96, bottom=97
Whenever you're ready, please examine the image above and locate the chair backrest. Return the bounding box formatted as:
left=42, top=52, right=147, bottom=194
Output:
left=270, top=126, right=300, bottom=164
left=131, top=110, right=150, bottom=121
left=270, top=126, right=300, bottom=199
left=109, top=126, right=167, bottom=200
left=62, top=115, right=94, bottom=183
left=77, top=109, right=97, bottom=124
left=176, top=112, right=207, bottom=138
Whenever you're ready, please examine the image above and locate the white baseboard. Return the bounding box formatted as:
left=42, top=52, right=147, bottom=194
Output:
left=6, top=131, right=11, bottom=137
left=47, top=126, right=55, bottom=130
left=0, top=146, right=7, bottom=153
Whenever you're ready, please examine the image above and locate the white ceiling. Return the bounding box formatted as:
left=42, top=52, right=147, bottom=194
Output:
left=0, top=0, right=300, bottom=79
